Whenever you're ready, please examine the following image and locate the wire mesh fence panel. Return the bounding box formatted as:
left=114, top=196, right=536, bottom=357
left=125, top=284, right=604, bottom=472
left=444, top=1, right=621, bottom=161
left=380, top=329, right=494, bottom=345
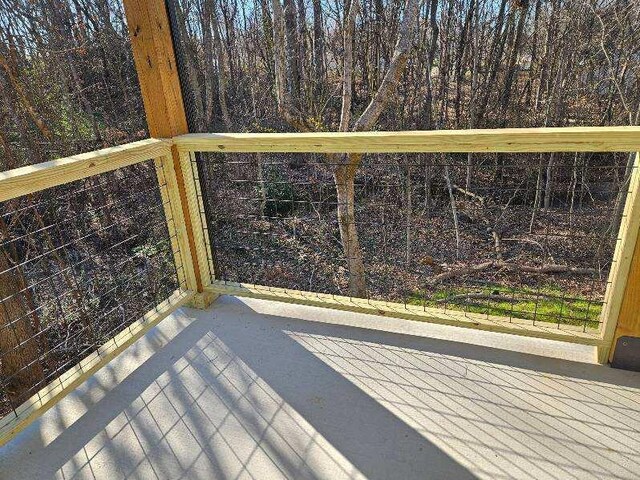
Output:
left=0, top=160, right=182, bottom=420
left=195, top=151, right=635, bottom=333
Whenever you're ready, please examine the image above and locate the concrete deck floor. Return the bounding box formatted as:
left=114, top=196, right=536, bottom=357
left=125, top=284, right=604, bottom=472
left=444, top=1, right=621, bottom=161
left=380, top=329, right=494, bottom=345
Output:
left=1, top=296, right=639, bottom=480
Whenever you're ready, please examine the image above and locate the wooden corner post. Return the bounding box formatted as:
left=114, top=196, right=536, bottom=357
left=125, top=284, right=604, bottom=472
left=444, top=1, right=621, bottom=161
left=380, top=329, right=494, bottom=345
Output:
left=608, top=227, right=640, bottom=368
left=600, top=152, right=640, bottom=367
left=123, top=0, right=216, bottom=308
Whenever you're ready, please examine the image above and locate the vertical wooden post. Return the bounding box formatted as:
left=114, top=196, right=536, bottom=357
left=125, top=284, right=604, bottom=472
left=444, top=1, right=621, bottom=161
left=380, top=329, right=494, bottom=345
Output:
left=123, top=0, right=215, bottom=307
left=609, top=233, right=640, bottom=366
left=600, top=153, right=640, bottom=365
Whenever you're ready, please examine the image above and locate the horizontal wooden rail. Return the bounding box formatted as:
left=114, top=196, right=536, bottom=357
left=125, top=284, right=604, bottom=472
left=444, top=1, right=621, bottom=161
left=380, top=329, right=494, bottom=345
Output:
left=174, top=126, right=640, bottom=154
left=0, top=138, right=171, bottom=202
left=206, top=281, right=604, bottom=347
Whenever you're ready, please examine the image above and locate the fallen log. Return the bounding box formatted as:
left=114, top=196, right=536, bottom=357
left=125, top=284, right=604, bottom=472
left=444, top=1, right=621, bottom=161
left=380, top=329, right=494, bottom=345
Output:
left=451, top=183, right=487, bottom=206
left=503, top=263, right=598, bottom=275
left=428, top=261, right=496, bottom=284
left=435, top=292, right=515, bottom=304
left=428, top=261, right=598, bottom=285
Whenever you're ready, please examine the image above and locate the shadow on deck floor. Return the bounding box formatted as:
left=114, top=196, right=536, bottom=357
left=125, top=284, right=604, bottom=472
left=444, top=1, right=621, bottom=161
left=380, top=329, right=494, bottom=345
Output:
left=0, top=296, right=639, bottom=480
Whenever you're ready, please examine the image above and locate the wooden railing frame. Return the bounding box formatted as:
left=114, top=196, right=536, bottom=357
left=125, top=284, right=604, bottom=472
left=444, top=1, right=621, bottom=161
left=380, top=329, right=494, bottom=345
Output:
left=1, top=126, right=639, bottom=445
left=173, top=127, right=640, bottom=364
left=0, top=139, right=200, bottom=446
left=122, top=0, right=216, bottom=307
left=0, top=139, right=171, bottom=202
left=173, top=127, right=640, bottom=153
left=178, top=151, right=215, bottom=291
left=205, top=281, right=603, bottom=345
left=0, top=138, right=204, bottom=297
left=0, top=290, right=193, bottom=446
left=600, top=152, right=640, bottom=362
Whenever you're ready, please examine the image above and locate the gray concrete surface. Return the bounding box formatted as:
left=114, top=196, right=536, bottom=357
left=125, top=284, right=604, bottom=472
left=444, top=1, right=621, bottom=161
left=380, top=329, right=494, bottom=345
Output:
left=1, top=295, right=639, bottom=480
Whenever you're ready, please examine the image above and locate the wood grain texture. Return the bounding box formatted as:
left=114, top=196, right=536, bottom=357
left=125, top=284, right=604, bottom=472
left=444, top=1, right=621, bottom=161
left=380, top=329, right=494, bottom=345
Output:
left=611, top=235, right=640, bottom=345
left=599, top=153, right=640, bottom=363
left=607, top=225, right=640, bottom=362
left=0, top=139, right=170, bottom=202
left=122, top=0, right=188, bottom=138
left=178, top=151, right=215, bottom=288
left=174, top=127, right=640, bottom=153
left=123, top=0, right=207, bottom=293
left=154, top=155, right=197, bottom=291
left=206, top=281, right=604, bottom=346
left=0, top=289, right=194, bottom=447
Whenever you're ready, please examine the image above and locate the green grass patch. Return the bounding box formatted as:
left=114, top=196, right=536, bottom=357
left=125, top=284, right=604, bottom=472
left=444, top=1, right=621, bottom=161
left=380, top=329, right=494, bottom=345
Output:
left=408, top=284, right=601, bottom=329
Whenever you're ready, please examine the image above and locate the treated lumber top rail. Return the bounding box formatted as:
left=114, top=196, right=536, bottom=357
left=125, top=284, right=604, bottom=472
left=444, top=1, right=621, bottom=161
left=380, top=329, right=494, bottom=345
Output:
left=2, top=127, right=638, bottom=203
left=0, top=138, right=171, bottom=202
left=173, top=126, right=640, bottom=153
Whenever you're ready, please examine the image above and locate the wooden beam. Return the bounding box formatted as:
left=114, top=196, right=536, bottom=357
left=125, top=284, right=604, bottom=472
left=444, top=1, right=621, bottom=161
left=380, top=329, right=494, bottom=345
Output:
left=123, top=0, right=187, bottom=137
left=178, top=151, right=214, bottom=288
left=0, top=139, right=170, bottom=202
left=123, top=0, right=212, bottom=297
left=173, top=127, right=640, bottom=154
left=602, top=153, right=640, bottom=363
left=154, top=155, right=198, bottom=290
left=206, top=281, right=604, bottom=346
left=609, top=235, right=640, bottom=361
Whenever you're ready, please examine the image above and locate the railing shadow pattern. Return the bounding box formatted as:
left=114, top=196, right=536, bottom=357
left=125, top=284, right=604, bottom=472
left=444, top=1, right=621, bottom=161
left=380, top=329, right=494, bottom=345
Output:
left=1, top=296, right=638, bottom=479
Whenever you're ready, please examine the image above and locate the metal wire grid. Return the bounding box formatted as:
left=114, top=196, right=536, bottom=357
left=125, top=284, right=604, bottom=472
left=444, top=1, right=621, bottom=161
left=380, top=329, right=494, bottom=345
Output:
left=195, top=151, right=633, bottom=332
left=0, top=160, right=182, bottom=419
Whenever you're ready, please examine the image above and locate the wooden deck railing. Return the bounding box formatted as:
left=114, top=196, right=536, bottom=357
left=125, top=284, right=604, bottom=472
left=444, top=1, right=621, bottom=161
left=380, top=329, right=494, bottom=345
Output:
left=174, top=126, right=640, bottom=153
left=1, top=126, right=639, bottom=445
left=0, top=139, right=200, bottom=445
left=173, top=127, right=640, bottom=365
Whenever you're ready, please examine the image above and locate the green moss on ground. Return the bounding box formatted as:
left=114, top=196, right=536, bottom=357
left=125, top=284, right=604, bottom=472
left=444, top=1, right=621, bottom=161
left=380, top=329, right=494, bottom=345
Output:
left=408, top=284, right=601, bottom=329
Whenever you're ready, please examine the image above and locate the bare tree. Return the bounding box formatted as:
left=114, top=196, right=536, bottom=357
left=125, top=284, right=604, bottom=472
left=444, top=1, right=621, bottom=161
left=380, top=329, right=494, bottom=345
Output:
left=269, top=0, right=420, bottom=296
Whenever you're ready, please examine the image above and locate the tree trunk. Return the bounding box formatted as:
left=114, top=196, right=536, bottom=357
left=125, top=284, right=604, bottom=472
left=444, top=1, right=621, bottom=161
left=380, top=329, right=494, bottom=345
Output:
left=423, top=154, right=432, bottom=215
left=0, top=53, right=52, bottom=140
left=0, top=249, right=45, bottom=407
left=283, top=0, right=300, bottom=98
left=271, top=0, right=308, bottom=130
left=334, top=165, right=367, bottom=297
left=543, top=152, right=555, bottom=210
left=477, top=0, right=508, bottom=121
left=465, top=0, right=480, bottom=189
left=296, top=0, right=307, bottom=91
left=421, top=0, right=439, bottom=129
left=340, top=0, right=359, bottom=131
left=201, top=0, right=216, bottom=128
left=454, top=0, right=476, bottom=125
left=312, top=0, right=325, bottom=88
left=353, top=0, right=420, bottom=132
left=211, top=5, right=232, bottom=130
left=444, top=164, right=461, bottom=260
left=500, top=2, right=529, bottom=117
left=404, top=159, right=412, bottom=266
